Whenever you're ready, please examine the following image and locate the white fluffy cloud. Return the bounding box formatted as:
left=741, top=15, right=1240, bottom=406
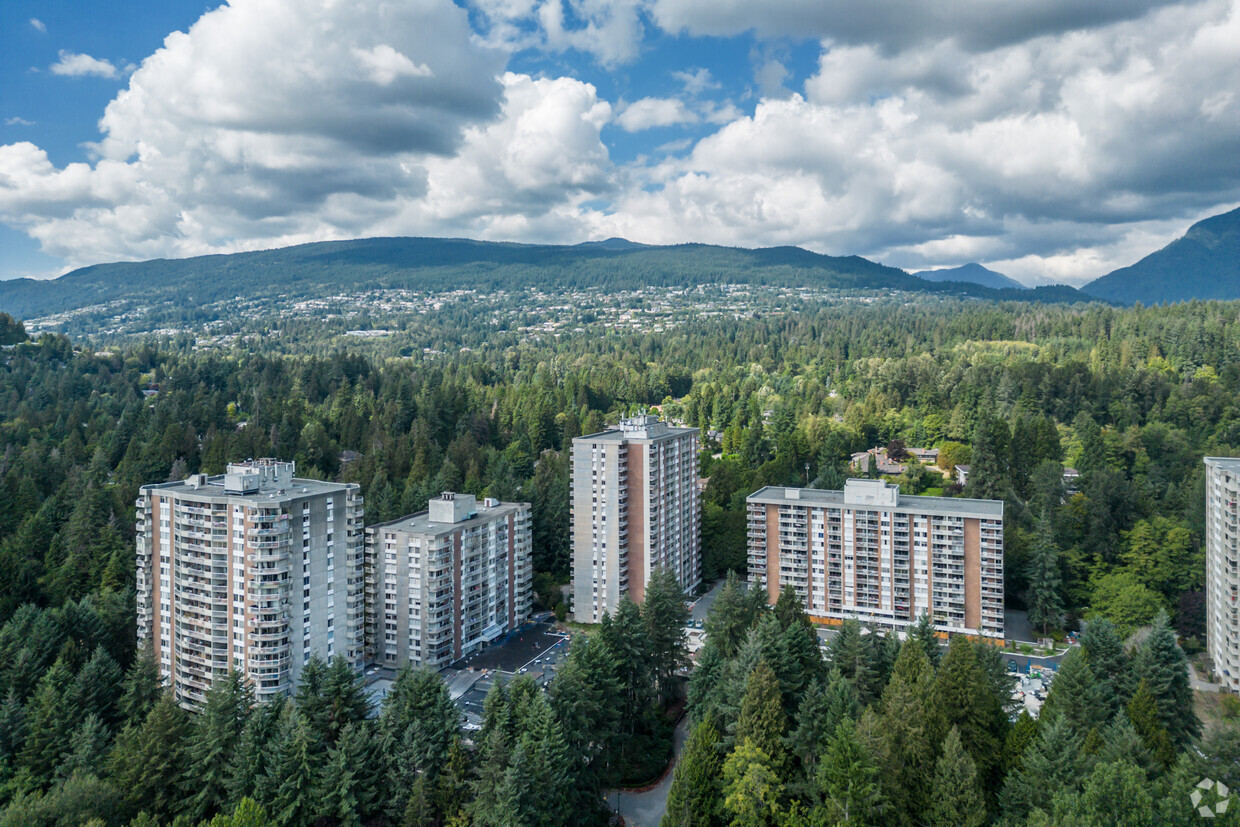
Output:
left=0, top=0, right=615, bottom=267
left=30, top=19, right=46, bottom=33
left=49, top=51, right=118, bottom=78
left=616, top=97, right=697, bottom=131
left=3, top=0, right=1240, bottom=285
left=588, top=0, right=1240, bottom=282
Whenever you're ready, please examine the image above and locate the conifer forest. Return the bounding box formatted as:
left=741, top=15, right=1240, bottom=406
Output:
left=0, top=296, right=1239, bottom=826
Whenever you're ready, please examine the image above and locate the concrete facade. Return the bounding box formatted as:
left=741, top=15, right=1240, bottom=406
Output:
left=366, top=492, right=532, bottom=669
left=1205, top=457, right=1240, bottom=691
left=136, top=459, right=365, bottom=708
left=746, top=480, right=1004, bottom=640
left=571, top=415, right=701, bottom=620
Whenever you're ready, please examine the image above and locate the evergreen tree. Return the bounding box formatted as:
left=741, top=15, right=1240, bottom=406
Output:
left=1038, top=647, right=1109, bottom=742
left=322, top=655, right=371, bottom=744
left=265, top=712, right=319, bottom=827
left=183, top=671, right=253, bottom=823
left=1024, top=514, right=1064, bottom=634
left=109, top=694, right=189, bottom=823
left=826, top=621, right=881, bottom=705
left=722, top=739, right=783, bottom=827
left=118, top=646, right=162, bottom=727
left=736, top=661, right=786, bottom=767
left=468, top=727, right=513, bottom=827
left=1049, top=759, right=1153, bottom=827
left=662, top=716, right=723, bottom=827
left=402, top=774, right=435, bottom=827
left=55, top=713, right=111, bottom=781
left=773, top=584, right=811, bottom=632
left=643, top=566, right=690, bottom=704
left=932, top=636, right=1003, bottom=790
left=1132, top=611, right=1200, bottom=747
left=315, top=722, right=380, bottom=827
left=1003, top=710, right=1039, bottom=777
left=966, top=416, right=1011, bottom=501
left=381, top=667, right=459, bottom=791
left=66, top=644, right=123, bottom=728
left=861, top=641, right=937, bottom=826
left=1095, top=712, right=1155, bottom=778
left=704, top=571, right=757, bottom=658
left=928, top=727, right=986, bottom=827
left=435, top=736, right=472, bottom=823
left=1079, top=617, right=1135, bottom=713
left=1125, top=679, right=1176, bottom=769
left=998, top=716, right=1082, bottom=821
left=786, top=674, right=857, bottom=788
left=18, top=655, right=76, bottom=781
left=0, top=691, right=26, bottom=763
left=225, top=697, right=285, bottom=809
left=909, top=613, right=941, bottom=668
left=814, top=718, right=887, bottom=826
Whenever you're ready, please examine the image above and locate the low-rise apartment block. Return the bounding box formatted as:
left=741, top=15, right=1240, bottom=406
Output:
left=747, top=479, right=1004, bottom=640
left=136, top=460, right=365, bottom=708
left=1205, top=457, right=1240, bottom=691
left=571, top=415, right=701, bottom=620
left=366, top=492, right=532, bottom=669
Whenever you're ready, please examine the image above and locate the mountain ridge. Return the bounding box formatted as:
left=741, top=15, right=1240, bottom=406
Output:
left=912, top=263, right=1027, bottom=291
left=1084, top=206, right=1240, bottom=304
left=0, top=236, right=1089, bottom=319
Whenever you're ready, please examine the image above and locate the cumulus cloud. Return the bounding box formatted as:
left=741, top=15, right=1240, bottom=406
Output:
left=587, top=0, right=1240, bottom=284
left=0, top=1, right=616, bottom=267
left=650, top=0, right=1181, bottom=52
left=30, top=19, right=46, bottom=33
left=616, top=97, right=697, bottom=131
left=49, top=51, right=119, bottom=79
left=538, top=0, right=647, bottom=66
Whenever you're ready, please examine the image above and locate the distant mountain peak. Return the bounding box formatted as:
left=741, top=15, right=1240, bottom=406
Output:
left=911, top=263, right=1026, bottom=290
left=574, top=237, right=647, bottom=250
left=1085, top=206, right=1240, bottom=304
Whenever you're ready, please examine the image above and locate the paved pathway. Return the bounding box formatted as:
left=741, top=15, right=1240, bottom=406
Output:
left=608, top=717, right=690, bottom=827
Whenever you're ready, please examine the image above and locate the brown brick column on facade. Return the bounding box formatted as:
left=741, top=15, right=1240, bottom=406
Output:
left=765, top=504, right=781, bottom=603
left=963, top=518, right=981, bottom=631
left=507, top=514, right=515, bottom=630
left=627, top=448, right=646, bottom=603
left=452, top=532, right=462, bottom=661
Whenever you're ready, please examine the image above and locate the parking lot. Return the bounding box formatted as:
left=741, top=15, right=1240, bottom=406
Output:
left=443, top=618, right=572, bottom=730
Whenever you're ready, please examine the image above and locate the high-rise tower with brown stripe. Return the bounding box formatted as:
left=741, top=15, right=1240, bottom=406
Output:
left=571, top=415, right=701, bottom=620
left=746, top=480, right=1004, bottom=641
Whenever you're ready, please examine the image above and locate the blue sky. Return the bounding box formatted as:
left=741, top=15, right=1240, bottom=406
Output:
left=1, top=0, right=1238, bottom=285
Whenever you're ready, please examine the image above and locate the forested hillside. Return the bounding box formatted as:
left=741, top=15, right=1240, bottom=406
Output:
left=0, top=237, right=1085, bottom=320
left=0, top=296, right=1238, bottom=825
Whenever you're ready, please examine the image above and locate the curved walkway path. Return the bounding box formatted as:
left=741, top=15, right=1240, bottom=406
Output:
left=607, top=717, right=690, bottom=827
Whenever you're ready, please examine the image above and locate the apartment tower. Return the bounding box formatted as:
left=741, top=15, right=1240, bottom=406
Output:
left=135, top=460, right=365, bottom=708
left=1205, top=457, right=1240, bottom=691
left=366, top=492, right=532, bottom=669
left=571, top=414, right=700, bottom=620
left=747, top=479, right=1004, bottom=640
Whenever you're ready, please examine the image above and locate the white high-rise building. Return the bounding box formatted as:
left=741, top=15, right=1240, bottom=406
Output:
left=747, top=480, right=1004, bottom=640
left=571, top=414, right=700, bottom=620
left=1205, top=457, right=1240, bottom=691
left=365, top=492, right=532, bottom=669
left=136, top=460, right=365, bottom=708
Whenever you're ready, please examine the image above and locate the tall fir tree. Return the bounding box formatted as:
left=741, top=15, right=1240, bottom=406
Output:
left=642, top=566, right=690, bottom=705
left=1125, top=679, right=1176, bottom=769
left=813, top=718, right=887, bottom=827
left=928, top=727, right=986, bottom=827
left=932, top=636, right=1004, bottom=791
left=108, top=694, right=189, bottom=823
left=183, top=671, right=254, bottom=823
left=1132, top=612, right=1200, bottom=747
left=662, top=716, right=723, bottom=827
left=736, top=661, right=786, bottom=768
left=998, top=716, right=1082, bottom=821
left=1024, top=514, right=1064, bottom=634
left=1079, top=617, right=1135, bottom=713
left=315, top=721, right=381, bottom=827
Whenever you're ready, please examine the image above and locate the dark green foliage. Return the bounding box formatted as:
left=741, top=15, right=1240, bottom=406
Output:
left=826, top=621, right=882, bottom=706
left=1132, top=612, right=1200, bottom=747
left=108, top=694, right=188, bottom=823
left=643, top=567, right=690, bottom=703
left=999, top=716, right=1082, bottom=821
left=814, top=718, right=887, bottom=826
left=703, top=571, right=760, bottom=659
left=264, top=711, right=319, bottom=827
left=928, top=727, right=986, bottom=827
left=183, top=671, right=253, bottom=823
left=1126, top=680, right=1176, bottom=769
left=1079, top=617, right=1135, bottom=713
left=663, top=716, right=724, bottom=827
left=736, top=662, right=786, bottom=767
left=933, top=636, right=1005, bottom=791
left=1039, top=647, right=1110, bottom=742
left=1024, top=514, right=1064, bottom=634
